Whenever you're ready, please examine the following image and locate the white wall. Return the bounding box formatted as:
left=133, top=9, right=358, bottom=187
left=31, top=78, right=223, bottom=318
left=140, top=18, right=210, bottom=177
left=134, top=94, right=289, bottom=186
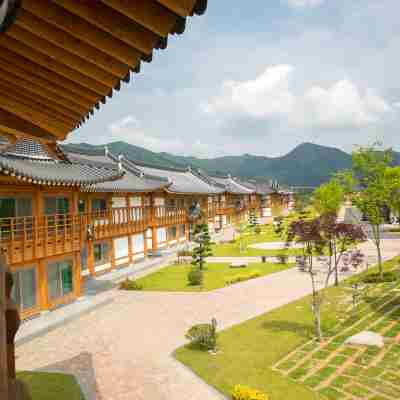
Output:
left=132, top=233, right=145, bottom=254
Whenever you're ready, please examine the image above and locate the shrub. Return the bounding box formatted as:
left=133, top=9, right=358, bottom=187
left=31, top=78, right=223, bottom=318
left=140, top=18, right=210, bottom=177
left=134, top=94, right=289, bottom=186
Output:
left=119, top=279, right=143, bottom=291
left=185, top=323, right=217, bottom=350
left=254, top=226, right=262, bottom=235
left=276, top=254, right=288, bottom=264
left=232, top=385, right=268, bottom=400
left=361, top=271, right=398, bottom=283
left=226, top=271, right=261, bottom=285
left=188, top=269, right=203, bottom=286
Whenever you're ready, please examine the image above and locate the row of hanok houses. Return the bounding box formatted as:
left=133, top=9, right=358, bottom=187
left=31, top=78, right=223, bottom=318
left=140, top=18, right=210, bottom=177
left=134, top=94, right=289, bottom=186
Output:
left=0, top=138, right=294, bottom=319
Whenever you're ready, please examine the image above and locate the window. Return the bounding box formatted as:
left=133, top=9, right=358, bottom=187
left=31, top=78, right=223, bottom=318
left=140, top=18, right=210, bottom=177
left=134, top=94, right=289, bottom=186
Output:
left=47, top=259, right=73, bottom=300
left=179, top=224, right=186, bottom=238
left=167, top=225, right=177, bottom=240
left=11, top=267, right=37, bottom=311
left=92, top=198, right=107, bottom=212
left=94, top=241, right=110, bottom=266
left=0, top=197, right=33, bottom=218
left=44, top=197, right=69, bottom=215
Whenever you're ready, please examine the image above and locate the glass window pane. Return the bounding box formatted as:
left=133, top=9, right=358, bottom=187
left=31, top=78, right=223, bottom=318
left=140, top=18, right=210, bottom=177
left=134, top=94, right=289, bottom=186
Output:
left=0, top=198, right=15, bottom=218
left=16, top=198, right=33, bottom=217
left=20, top=268, right=36, bottom=310
left=57, top=198, right=69, bottom=214
left=60, top=261, right=73, bottom=295
left=78, top=199, right=86, bottom=214
left=47, top=262, right=61, bottom=300
left=44, top=198, right=57, bottom=215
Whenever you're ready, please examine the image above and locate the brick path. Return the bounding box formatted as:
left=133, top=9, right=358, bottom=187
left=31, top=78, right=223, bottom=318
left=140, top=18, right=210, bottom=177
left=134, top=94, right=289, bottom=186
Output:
left=15, top=237, right=399, bottom=400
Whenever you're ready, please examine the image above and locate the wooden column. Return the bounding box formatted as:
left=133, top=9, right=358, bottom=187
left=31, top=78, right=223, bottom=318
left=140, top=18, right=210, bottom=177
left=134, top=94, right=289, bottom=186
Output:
left=73, top=250, right=82, bottom=298
left=126, top=195, right=133, bottom=263
left=37, top=258, right=49, bottom=311
left=87, top=242, right=95, bottom=276
left=0, top=255, right=8, bottom=400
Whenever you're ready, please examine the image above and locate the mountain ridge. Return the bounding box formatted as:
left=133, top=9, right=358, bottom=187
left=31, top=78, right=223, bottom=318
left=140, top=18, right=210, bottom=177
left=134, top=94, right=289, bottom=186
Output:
left=63, top=141, right=400, bottom=187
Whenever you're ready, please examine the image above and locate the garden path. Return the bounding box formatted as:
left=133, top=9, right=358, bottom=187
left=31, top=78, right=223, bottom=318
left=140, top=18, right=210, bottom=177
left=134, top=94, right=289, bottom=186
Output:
left=15, top=237, right=399, bottom=400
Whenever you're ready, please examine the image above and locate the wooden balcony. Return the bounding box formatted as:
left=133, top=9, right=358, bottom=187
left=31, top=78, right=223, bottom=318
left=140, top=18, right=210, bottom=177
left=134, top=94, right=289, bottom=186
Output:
left=0, top=206, right=189, bottom=265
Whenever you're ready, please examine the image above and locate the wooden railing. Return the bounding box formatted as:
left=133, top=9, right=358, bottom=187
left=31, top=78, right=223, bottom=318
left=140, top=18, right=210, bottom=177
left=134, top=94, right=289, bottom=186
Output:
left=154, top=206, right=187, bottom=226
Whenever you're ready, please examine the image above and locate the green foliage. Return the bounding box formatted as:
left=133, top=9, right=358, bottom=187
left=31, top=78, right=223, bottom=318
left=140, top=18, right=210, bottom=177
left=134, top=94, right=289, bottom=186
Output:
left=119, top=279, right=143, bottom=291
left=313, top=179, right=344, bottom=216
left=293, top=192, right=312, bottom=214
left=232, top=385, right=268, bottom=400
left=226, top=271, right=261, bottom=285
left=361, top=271, right=398, bottom=283
left=187, top=269, right=203, bottom=286
left=185, top=322, right=217, bottom=350
left=254, top=225, right=262, bottom=235
left=191, top=223, right=213, bottom=271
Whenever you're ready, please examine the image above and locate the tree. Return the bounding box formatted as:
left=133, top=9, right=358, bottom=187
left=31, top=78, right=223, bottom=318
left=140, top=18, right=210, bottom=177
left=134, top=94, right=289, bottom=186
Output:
left=287, top=216, right=365, bottom=339
left=319, top=213, right=366, bottom=287
left=287, top=218, right=325, bottom=340
left=385, top=166, right=400, bottom=224
left=191, top=223, right=213, bottom=271
left=313, top=179, right=344, bottom=217
left=349, top=144, right=393, bottom=279
left=293, top=192, right=312, bottom=215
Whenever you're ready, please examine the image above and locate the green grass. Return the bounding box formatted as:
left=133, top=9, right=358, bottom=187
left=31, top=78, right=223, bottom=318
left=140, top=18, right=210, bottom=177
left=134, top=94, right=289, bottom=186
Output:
left=133, top=262, right=293, bottom=292
left=175, top=256, right=400, bottom=400
left=17, top=371, right=85, bottom=400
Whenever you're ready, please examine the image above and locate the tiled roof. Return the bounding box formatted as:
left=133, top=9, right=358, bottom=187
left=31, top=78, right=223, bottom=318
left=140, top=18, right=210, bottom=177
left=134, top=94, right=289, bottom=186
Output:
left=208, top=176, right=255, bottom=195
left=0, top=139, right=123, bottom=186
left=63, top=147, right=168, bottom=193
left=127, top=159, right=224, bottom=195
left=240, top=180, right=275, bottom=195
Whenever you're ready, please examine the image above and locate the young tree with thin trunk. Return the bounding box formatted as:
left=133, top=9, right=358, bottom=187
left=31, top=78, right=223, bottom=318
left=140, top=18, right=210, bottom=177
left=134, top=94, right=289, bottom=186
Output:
left=313, top=179, right=344, bottom=217
left=349, top=144, right=393, bottom=279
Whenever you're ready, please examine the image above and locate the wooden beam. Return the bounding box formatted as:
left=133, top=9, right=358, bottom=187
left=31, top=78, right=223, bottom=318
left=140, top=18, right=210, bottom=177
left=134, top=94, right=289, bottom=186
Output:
left=6, top=24, right=120, bottom=87
left=0, top=255, right=8, bottom=400
left=0, top=77, right=82, bottom=123
left=22, top=0, right=143, bottom=66
left=156, top=0, right=197, bottom=17
left=0, top=83, right=77, bottom=128
left=0, top=109, right=60, bottom=143
left=0, top=47, right=98, bottom=106
left=101, top=0, right=178, bottom=37
left=0, top=96, right=68, bottom=138
left=16, top=9, right=130, bottom=78
left=0, top=65, right=88, bottom=117
left=0, top=35, right=110, bottom=96
left=54, top=0, right=159, bottom=55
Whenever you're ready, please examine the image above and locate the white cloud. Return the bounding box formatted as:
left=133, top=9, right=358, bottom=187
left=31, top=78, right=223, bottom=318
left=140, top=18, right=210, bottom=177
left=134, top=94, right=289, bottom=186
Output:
left=204, top=65, right=393, bottom=130
left=285, top=0, right=324, bottom=8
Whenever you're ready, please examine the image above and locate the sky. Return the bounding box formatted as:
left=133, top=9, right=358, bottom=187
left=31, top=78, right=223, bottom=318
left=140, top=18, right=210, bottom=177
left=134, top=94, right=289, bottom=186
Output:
left=68, top=0, right=400, bottom=158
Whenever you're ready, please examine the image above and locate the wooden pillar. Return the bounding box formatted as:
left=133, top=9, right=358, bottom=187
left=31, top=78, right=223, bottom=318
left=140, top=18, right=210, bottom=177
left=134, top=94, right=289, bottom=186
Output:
left=87, top=242, right=95, bottom=276
left=73, top=251, right=82, bottom=298
left=110, top=239, right=115, bottom=269
left=37, top=259, right=49, bottom=311
left=0, top=255, right=8, bottom=400
left=152, top=226, right=158, bottom=252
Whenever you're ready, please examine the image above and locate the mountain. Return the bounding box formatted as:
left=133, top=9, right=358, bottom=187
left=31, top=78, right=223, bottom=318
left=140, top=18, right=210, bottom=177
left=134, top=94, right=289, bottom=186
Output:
left=63, top=141, right=183, bottom=169
left=63, top=141, right=400, bottom=187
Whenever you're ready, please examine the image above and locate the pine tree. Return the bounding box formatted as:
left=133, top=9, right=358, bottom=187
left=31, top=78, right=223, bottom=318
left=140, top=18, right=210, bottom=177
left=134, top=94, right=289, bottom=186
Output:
left=191, top=223, right=213, bottom=271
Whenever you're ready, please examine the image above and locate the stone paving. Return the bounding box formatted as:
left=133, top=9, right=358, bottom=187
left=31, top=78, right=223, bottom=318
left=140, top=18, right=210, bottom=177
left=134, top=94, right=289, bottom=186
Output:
left=15, top=237, right=400, bottom=400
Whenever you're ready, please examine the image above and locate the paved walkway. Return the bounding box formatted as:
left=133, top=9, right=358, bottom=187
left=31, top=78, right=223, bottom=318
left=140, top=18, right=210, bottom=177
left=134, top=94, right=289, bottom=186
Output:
left=15, top=236, right=399, bottom=400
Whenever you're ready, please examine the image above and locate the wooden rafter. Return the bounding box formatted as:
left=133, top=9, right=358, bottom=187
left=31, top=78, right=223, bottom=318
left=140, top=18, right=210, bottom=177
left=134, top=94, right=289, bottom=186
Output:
left=0, top=0, right=208, bottom=142
left=101, top=0, right=179, bottom=37
left=53, top=0, right=159, bottom=55
left=15, top=9, right=130, bottom=78
left=6, top=24, right=120, bottom=87
left=22, top=0, right=143, bottom=66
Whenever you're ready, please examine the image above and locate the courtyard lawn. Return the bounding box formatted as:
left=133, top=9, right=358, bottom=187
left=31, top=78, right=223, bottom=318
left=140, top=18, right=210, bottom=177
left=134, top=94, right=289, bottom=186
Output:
left=175, top=257, right=400, bottom=400
left=212, top=223, right=303, bottom=257
left=132, top=262, right=293, bottom=292
left=17, top=371, right=85, bottom=400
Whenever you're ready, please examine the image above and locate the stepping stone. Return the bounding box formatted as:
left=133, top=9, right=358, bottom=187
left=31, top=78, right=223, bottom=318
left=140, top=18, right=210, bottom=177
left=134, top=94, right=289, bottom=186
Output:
left=230, top=261, right=248, bottom=268
left=345, top=331, right=384, bottom=348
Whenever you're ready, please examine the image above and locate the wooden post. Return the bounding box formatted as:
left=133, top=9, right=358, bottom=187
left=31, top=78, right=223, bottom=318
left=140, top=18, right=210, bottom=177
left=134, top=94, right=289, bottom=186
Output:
left=38, top=259, right=49, bottom=311
left=73, top=251, right=82, bottom=298
left=0, top=254, right=8, bottom=400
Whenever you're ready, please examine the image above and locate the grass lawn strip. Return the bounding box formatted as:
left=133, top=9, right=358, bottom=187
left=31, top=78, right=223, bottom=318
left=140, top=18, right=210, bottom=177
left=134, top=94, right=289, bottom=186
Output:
left=17, top=371, right=85, bottom=400
left=133, top=262, right=293, bottom=292
left=175, top=256, right=400, bottom=400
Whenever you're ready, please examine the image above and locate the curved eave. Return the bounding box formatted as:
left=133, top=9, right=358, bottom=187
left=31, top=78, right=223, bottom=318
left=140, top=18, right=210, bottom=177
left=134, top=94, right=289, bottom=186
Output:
left=0, top=158, right=124, bottom=187
left=164, top=187, right=223, bottom=196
